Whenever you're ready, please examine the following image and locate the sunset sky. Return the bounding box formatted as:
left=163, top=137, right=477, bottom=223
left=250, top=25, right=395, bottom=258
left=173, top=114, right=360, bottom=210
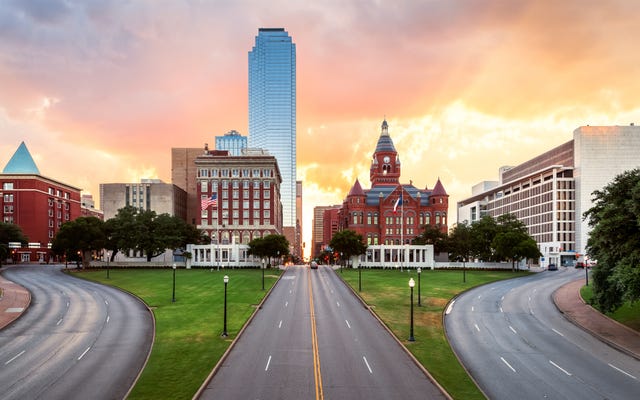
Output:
left=2, top=1, right=640, bottom=258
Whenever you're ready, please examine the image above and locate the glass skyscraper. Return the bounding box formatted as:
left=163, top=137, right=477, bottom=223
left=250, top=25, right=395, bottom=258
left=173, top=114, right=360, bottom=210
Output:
left=248, top=28, right=297, bottom=229
left=215, top=130, right=247, bottom=156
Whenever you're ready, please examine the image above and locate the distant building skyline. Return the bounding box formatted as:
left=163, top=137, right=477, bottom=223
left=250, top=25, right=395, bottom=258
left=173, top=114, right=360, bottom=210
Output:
left=215, top=130, right=247, bottom=157
left=248, top=28, right=297, bottom=246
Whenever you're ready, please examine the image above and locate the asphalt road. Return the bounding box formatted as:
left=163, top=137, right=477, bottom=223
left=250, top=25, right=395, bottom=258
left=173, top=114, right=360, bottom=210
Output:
left=445, top=267, right=640, bottom=399
left=0, top=265, right=153, bottom=400
left=199, top=265, right=446, bottom=400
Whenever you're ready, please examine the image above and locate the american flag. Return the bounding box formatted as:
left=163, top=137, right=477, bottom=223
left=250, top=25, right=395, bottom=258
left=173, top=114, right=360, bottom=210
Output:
left=201, top=194, right=218, bottom=210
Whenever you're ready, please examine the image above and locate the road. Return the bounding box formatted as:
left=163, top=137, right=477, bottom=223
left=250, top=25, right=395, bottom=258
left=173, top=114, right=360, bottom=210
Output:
left=0, top=265, right=153, bottom=400
left=445, top=267, right=640, bottom=399
left=198, top=265, right=446, bottom=400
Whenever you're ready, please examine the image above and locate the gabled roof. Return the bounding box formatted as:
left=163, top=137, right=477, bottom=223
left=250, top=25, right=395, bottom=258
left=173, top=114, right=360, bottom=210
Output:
left=2, top=142, right=40, bottom=174
left=432, top=178, right=448, bottom=196
left=348, top=179, right=366, bottom=196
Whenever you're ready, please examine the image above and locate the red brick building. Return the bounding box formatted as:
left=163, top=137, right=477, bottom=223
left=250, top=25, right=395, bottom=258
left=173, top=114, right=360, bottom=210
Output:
left=337, top=120, right=449, bottom=245
left=1, top=142, right=82, bottom=263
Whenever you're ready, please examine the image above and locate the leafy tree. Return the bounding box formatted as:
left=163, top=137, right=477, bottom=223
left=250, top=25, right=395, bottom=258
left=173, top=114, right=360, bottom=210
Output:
left=0, top=222, right=28, bottom=266
left=412, top=224, right=448, bottom=253
left=493, top=214, right=542, bottom=271
left=52, top=217, right=106, bottom=268
left=249, top=234, right=290, bottom=267
left=103, top=205, right=139, bottom=261
left=470, top=215, right=499, bottom=261
left=448, top=221, right=474, bottom=282
left=585, top=169, right=640, bottom=312
left=329, top=230, right=367, bottom=267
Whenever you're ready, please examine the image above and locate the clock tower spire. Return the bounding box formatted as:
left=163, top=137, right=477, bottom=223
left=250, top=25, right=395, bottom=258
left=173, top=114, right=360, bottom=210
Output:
left=370, top=119, right=401, bottom=186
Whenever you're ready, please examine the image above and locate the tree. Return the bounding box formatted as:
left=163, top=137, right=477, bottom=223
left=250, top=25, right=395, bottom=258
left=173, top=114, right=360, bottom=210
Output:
left=103, top=205, right=139, bottom=261
left=492, top=214, right=542, bottom=271
left=448, top=221, right=474, bottom=282
left=249, top=234, right=290, bottom=267
left=0, top=222, right=28, bottom=266
left=412, top=224, right=448, bottom=253
left=52, top=217, right=106, bottom=268
left=470, top=215, right=499, bottom=261
left=329, top=230, right=367, bottom=267
left=585, top=169, right=640, bottom=312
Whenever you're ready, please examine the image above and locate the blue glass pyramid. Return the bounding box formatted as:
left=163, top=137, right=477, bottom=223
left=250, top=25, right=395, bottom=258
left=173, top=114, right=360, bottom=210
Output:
left=2, top=142, right=41, bottom=174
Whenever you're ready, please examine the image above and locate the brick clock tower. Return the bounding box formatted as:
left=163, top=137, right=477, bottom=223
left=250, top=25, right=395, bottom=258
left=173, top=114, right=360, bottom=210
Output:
left=337, top=120, right=448, bottom=246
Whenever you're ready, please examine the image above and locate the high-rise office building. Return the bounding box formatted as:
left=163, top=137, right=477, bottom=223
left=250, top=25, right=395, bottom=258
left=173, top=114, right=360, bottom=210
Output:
left=248, top=28, right=298, bottom=255
left=215, top=130, right=247, bottom=156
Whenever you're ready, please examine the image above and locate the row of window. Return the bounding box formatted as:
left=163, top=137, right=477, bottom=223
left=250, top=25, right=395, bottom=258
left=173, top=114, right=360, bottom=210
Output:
left=201, top=215, right=271, bottom=226
left=198, top=168, right=273, bottom=178
left=202, top=190, right=271, bottom=200
left=350, top=212, right=446, bottom=226
left=200, top=180, right=271, bottom=191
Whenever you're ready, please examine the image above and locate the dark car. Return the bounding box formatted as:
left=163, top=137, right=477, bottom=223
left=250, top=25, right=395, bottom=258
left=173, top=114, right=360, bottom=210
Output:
left=548, top=263, right=558, bottom=271
left=575, top=262, right=586, bottom=269
left=310, top=261, right=318, bottom=269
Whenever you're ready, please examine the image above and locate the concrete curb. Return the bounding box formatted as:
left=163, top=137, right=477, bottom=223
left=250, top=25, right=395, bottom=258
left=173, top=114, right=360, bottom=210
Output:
left=0, top=267, right=32, bottom=331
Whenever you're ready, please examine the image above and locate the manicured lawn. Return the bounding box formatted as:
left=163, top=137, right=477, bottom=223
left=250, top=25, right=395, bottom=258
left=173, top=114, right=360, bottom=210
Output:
left=339, top=268, right=528, bottom=400
left=580, top=285, right=640, bottom=331
left=75, top=267, right=281, bottom=400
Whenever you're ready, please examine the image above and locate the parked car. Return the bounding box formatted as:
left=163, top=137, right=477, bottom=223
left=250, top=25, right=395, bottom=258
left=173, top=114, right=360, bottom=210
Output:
left=310, top=261, right=318, bottom=269
left=575, top=262, right=586, bottom=268
left=548, top=263, right=558, bottom=271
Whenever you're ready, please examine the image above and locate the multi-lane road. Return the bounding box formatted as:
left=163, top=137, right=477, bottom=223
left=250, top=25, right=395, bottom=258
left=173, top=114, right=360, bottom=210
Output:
left=0, top=265, right=153, bottom=400
left=445, top=267, right=640, bottom=399
left=198, top=265, right=447, bottom=400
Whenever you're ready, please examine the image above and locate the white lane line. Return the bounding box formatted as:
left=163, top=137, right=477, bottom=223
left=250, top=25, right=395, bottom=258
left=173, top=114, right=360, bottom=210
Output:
left=501, top=357, right=516, bottom=372
left=533, top=288, right=537, bottom=293
left=500, top=307, right=503, bottom=313
left=478, top=295, right=482, bottom=299
left=549, top=360, right=572, bottom=376
left=5, top=350, right=25, bottom=365
left=445, top=300, right=455, bottom=315
left=501, top=296, right=505, bottom=301
left=56, top=318, right=63, bottom=326
left=66, top=301, right=70, bottom=308
left=608, top=363, right=637, bottom=380
left=362, top=356, right=373, bottom=374
left=336, top=301, right=341, bottom=307
left=278, top=320, right=283, bottom=328
left=289, top=290, right=292, bottom=294
left=78, top=347, right=91, bottom=360
left=552, top=328, right=564, bottom=337
left=471, top=306, right=475, bottom=312
left=509, top=326, right=517, bottom=334
left=528, top=296, right=531, bottom=302
left=285, top=301, right=288, bottom=307
left=265, top=355, right=272, bottom=371
left=106, top=315, right=110, bottom=324
left=331, top=289, right=334, bottom=294
left=474, top=324, right=480, bottom=332
left=345, top=320, right=351, bottom=329
left=105, top=300, right=109, bottom=305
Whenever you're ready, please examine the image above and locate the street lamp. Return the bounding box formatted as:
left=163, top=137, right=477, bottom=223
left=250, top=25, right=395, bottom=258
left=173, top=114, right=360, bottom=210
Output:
left=172, top=263, right=177, bottom=303
left=417, top=267, right=422, bottom=306
left=262, top=261, right=265, bottom=291
left=106, top=251, right=111, bottom=279
left=408, top=277, right=415, bottom=342
left=358, top=265, right=362, bottom=293
left=222, top=275, right=229, bottom=337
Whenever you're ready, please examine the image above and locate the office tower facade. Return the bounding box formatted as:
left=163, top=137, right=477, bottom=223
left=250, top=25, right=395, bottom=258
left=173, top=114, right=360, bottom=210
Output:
left=100, top=179, right=187, bottom=221
left=248, top=28, right=297, bottom=254
left=215, top=130, right=247, bottom=156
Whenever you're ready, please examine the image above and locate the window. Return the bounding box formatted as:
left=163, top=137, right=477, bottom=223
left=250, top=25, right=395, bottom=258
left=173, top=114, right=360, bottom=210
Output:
left=201, top=181, right=208, bottom=192
left=4, top=216, right=13, bottom=223
left=4, top=194, right=13, bottom=202
left=243, top=190, right=249, bottom=198
left=253, top=181, right=260, bottom=189
left=232, top=200, right=239, bottom=209
left=233, top=190, right=239, bottom=199
left=264, top=190, right=270, bottom=198
left=253, top=169, right=260, bottom=177
left=254, top=210, right=260, bottom=219
left=48, top=187, right=54, bottom=194
left=222, top=200, right=229, bottom=209
left=367, top=213, right=372, bottom=225
left=232, top=210, right=239, bottom=218
left=263, top=210, right=270, bottom=218
left=222, top=180, right=229, bottom=188
left=243, top=210, right=249, bottom=219
left=232, top=180, right=239, bottom=189
left=222, top=190, right=228, bottom=199
left=201, top=209, right=208, bottom=218
left=264, top=181, right=270, bottom=189
left=263, top=200, right=270, bottom=209
left=243, top=200, right=250, bottom=209
left=199, top=168, right=208, bottom=177
left=4, top=205, right=13, bottom=213
left=242, top=169, right=250, bottom=177
left=253, top=200, right=260, bottom=209
left=3, top=182, right=14, bottom=190
left=232, top=169, right=239, bottom=177
left=221, top=169, right=229, bottom=177
left=263, top=168, right=271, bottom=177
left=243, top=180, right=250, bottom=189
left=254, top=190, right=260, bottom=198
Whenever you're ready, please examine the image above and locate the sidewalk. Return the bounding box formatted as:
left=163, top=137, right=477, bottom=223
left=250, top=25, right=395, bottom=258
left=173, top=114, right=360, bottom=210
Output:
left=553, top=278, right=640, bottom=361
left=0, top=271, right=31, bottom=330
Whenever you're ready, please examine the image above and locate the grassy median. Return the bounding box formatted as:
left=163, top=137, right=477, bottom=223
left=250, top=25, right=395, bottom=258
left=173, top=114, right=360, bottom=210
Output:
left=78, top=268, right=281, bottom=400
left=580, top=285, right=640, bottom=331
left=339, top=267, right=527, bottom=400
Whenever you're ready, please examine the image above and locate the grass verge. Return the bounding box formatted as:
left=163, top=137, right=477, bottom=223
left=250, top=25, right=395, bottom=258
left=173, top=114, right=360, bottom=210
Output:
left=339, top=268, right=528, bottom=400
left=580, top=285, right=640, bottom=331
left=76, top=267, right=281, bottom=400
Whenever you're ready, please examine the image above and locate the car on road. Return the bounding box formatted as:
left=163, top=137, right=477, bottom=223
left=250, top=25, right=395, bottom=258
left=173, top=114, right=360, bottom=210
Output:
left=575, top=262, right=586, bottom=268
left=547, top=263, right=558, bottom=271
left=310, top=261, right=318, bottom=269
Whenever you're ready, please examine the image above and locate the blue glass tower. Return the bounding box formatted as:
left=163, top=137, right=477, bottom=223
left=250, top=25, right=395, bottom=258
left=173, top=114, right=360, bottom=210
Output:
left=215, top=130, right=247, bottom=156
left=249, top=28, right=296, bottom=228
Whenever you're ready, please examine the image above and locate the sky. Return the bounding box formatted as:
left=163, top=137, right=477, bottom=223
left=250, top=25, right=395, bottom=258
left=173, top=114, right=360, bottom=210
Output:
left=2, top=0, right=640, bottom=258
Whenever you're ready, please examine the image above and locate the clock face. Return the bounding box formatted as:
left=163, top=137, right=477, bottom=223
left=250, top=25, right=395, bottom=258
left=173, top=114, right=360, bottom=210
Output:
left=383, top=156, right=390, bottom=163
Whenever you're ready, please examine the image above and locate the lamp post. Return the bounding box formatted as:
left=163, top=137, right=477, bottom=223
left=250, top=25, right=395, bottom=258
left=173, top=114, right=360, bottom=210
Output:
left=222, top=275, right=229, bottom=337
left=358, top=265, right=362, bottom=293
left=417, top=267, right=422, bottom=306
left=585, top=264, right=589, bottom=286
left=409, top=278, right=415, bottom=342
left=172, top=263, right=177, bottom=302
left=106, top=251, right=110, bottom=279
left=262, top=261, right=265, bottom=291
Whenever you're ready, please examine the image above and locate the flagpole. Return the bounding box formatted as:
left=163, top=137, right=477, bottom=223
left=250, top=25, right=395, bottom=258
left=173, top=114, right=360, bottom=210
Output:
left=401, top=190, right=404, bottom=272
left=216, top=194, right=220, bottom=272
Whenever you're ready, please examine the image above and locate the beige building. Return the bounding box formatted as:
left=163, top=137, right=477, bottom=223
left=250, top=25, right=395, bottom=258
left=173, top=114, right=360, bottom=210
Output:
left=458, top=125, right=640, bottom=267
left=100, top=179, right=187, bottom=221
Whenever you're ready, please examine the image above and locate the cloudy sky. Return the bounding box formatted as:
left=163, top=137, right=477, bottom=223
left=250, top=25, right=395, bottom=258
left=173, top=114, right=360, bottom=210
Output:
left=2, top=0, right=639, bottom=257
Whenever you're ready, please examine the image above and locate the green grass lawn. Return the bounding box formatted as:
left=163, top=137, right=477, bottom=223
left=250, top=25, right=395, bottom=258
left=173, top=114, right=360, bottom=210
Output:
left=580, top=285, right=640, bottom=331
left=75, top=267, right=281, bottom=400
left=339, top=268, right=528, bottom=400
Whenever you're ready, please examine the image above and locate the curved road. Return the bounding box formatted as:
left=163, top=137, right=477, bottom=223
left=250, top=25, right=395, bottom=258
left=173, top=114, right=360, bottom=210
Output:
left=445, top=267, right=640, bottom=399
left=199, top=265, right=446, bottom=399
left=0, top=265, right=153, bottom=400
